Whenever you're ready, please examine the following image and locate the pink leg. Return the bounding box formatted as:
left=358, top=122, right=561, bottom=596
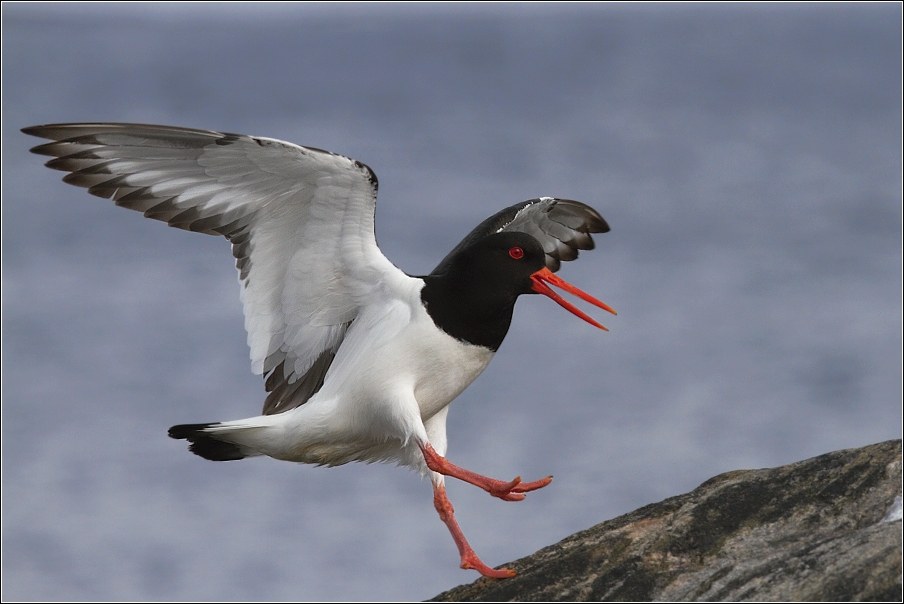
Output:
left=420, top=443, right=552, bottom=502
left=433, top=482, right=516, bottom=578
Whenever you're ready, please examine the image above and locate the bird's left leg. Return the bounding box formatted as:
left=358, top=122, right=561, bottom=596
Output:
left=431, top=477, right=516, bottom=578
left=419, top=442, right=552, bottom=502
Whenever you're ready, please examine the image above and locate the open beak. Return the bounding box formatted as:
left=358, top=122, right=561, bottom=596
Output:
left=530, top=267, right=616, bottom=331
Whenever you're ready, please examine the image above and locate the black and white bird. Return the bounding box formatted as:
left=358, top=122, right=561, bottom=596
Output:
left=23, top=123, right=615, bottom=578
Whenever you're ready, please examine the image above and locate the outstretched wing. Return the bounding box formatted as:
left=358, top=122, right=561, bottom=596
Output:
left=24, top=122, right=405, bottom=415
left=431, top=197, right=609, bottom=274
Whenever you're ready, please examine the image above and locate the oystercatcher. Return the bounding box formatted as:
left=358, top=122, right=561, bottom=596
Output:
left=23, top=123, right=615, bottom=578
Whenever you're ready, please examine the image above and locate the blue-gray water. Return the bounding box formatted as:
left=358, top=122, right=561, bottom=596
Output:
left=3, top=4, right=900, bottom=601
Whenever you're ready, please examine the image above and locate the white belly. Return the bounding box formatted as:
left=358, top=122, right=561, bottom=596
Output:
left=402, top=313, right=495, bottom=422
left=258, top=289, right=495, bottom=466
left=334, top=301, right=494, bottom=425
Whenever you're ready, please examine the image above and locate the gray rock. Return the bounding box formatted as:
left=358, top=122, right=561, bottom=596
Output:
left=431, top=440, right=902, bottom=602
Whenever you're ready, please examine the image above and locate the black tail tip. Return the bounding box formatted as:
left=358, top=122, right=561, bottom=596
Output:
left=168, top=422, right=217, bottom=440
left=168, top=423, right=247, bottom=461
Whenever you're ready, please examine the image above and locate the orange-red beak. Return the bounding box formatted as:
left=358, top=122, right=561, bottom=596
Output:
left=530, top=267, right=616, bottom=331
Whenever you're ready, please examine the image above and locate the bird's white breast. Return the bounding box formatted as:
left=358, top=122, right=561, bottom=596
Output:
left=331, top=282, right=495, bottom=425
left=266, top=278, right=494, bottom=465
left=404, top=304, right=496, bottom=422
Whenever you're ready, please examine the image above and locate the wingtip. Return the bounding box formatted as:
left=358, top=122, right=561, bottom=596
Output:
left=21, top=125, right=54, bottom=152
left=20, top=124, right=68, bottom=139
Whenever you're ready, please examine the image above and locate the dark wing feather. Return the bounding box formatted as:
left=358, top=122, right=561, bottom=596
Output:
left=431, top=197, right=609, bottom=274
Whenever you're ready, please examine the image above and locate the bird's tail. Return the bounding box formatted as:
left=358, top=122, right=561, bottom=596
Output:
left=168, top=422, right=265, bottom=461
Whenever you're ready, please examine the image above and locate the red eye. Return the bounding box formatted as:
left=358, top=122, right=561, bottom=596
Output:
left=508, top=246, right=524, bottom=260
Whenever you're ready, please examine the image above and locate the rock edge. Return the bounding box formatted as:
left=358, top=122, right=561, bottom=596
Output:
left=430, top=439, right=902, bottom=602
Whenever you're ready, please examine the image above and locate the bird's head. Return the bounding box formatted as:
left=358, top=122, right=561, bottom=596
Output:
left=459, top=231, right=616, bottom=330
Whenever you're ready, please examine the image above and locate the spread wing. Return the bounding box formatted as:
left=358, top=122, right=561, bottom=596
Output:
left=24, top=122, right=405, bottom=415
left=431, top=197, right=609, bottom=274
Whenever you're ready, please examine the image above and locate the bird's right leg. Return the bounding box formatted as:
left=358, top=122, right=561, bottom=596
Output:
left=386, top=399, right=519, bottom=577
left=420, top=442, right=552, bottom=501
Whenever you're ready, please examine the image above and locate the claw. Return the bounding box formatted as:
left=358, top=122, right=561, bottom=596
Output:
left=463, top=558, right=517, bottom=578
left=512, top=475, right=553, bottom=493
left=487, top=477, right=523, bottom=499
